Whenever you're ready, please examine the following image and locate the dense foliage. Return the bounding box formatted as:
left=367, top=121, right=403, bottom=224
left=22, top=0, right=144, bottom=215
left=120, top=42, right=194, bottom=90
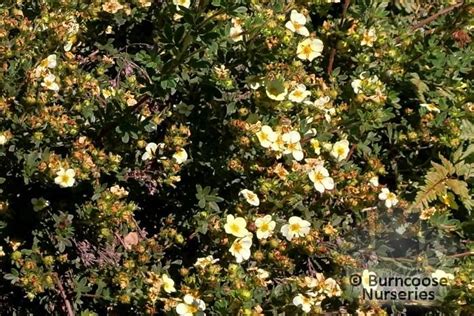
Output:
left=0, top=0, right=473, bottom=314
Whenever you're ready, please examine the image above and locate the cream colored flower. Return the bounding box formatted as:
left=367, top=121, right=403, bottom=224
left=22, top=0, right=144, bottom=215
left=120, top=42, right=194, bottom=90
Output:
left=378, top=188, right=398, bottom=208
left=361, top=28, right=377, bottom=47
left=369, top=176, right=379, bottom=187
left=0, top=134, right=7, bottom=145
left=161, top=274, right=176, bottom=293
left=265, top=78, right=288, bottom=101
left=194, top=255, right=219, bottom=269
left=285, top=10, right=309, bottom=37
left=40, top=54, right=57, bottom=69
left=324, top=278, right=342, bottom=297
left=431, top=269, right=454, bottom=282
left=288, top=84, right=311, bottom=103
left=102, top=0, right=124, bottom=13
left=310, top=139, right=321, bottom=155
left=0, top=246, right=4, bottom=257
left=351, top=78, right=362, bottom=94
left=41, top=73, right=60, bottom=91
left=173, top=0, right=191, bottom=8
left=281, top=216, right=311, bottom=241
left=142, top=142, right=158, bottom=161
left=54, top=168, right=76, bottom=188
left=361, top=270, right=377, bottom=290
left=230, top=25, right=243, bottom=42
left=308, top=165, right=334, bottom=193
left=420, top=103, right=440, bottom=113
left=256, top=125, right=277, bottom=148
left=173, top=148, right=188, bottom=164
left=297, top=38, right=324, bottom=61
left=224, top=214, right=249, bottom=238
left=282, top=131, right=304, bottom=161
left=293, top=292, right=317, bottom=313
left=138, top=0, right=152, bottom=7
left=176, top=294, right=206, bottom=316
left=255, top=215, right=276, bottom=239
left=239, top=189, right=260, bottom=206
left=420, top=207, right=436, bottom=220
left=229, top=235, right=252, bottom=263
left=330, top=139, right=350, bottom=161
left=110, top=185, right=129, bottom=198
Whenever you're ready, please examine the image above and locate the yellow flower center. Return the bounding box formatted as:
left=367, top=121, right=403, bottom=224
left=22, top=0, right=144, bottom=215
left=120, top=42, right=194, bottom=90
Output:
left=302, top=45, right=313, bottom=56
left=260, top=223, right=269, bottom=232
left=337, top=147, right=345, bottom=155
left=314, top=172, right=324, bottom=182
left=61, top=175, right=70, bottom=183
left=233, top=242, right=242, bottom=252
left=230, top=223, right=240, bottom=234
left=290, top=223, right=301, bottom=232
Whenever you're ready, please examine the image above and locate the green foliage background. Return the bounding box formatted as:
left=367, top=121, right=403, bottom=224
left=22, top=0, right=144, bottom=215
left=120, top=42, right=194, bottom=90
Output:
left=0, top=0, right=472, bottom=314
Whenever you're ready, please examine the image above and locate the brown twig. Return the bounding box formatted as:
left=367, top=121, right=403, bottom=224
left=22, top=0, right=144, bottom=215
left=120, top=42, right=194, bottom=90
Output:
left=327, top=0, right=351, bottom=74
left=53, top=273, right=75, bottom=316
left=411, top=1, right=465, bottom=30
left=446, top=251, right=474, bottom=259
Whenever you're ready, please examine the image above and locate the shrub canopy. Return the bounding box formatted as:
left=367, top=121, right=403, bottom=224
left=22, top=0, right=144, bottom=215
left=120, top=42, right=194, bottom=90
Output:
left=0, top=0, right=473, bottom=315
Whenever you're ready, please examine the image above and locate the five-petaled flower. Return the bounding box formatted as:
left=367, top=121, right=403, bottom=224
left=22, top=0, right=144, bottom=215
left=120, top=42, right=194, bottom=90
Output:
left=229, top=235, right=252, bottom=263
left=255, top=215, right=276, bottom=239
left=224, top=214, right=249, bottom=237
left=308, top=165, right=334, bottom=193
left=285, top=10, right=310, bottom=37
left=54, top=168, right=76, bottom=188
left=378, top=188, right=398, bottom=208
left=256, top=125, right=277, bottom=148
left=239, top=189, right=260, bottom=206
left=176, top=294, right=206, bottom=316
left=297, top=38, right=324, bottom=61
left=281, top=216, right=311, bottom=241
left=330, top=139, right=350, bottom=161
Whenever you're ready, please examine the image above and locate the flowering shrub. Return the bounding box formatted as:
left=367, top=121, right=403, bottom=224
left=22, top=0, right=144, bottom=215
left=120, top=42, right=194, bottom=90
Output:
left=0, top=0, right=473, bottom=315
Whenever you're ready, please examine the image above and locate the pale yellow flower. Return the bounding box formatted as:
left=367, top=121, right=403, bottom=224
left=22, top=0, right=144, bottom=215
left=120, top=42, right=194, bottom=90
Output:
left=361, top=270, right=377, bottom=290
left=161, top=274, right=176, bottom=293
left=378, top=188, right=398, bottom=208
left=420, top=103, right=440, bottom=113
left=282, top=131, right=304, bottom=161
left=194, top=255, right=219, bottom=269
left=281, top=216, right=311, bottom=241
left=288, top=84, right=311, bottom=103
left=54, top=168, right=76, bottom=188
left=224, top=214, right=249, bottom=237
left=308, top=165, right=334, bottom=193
left=369, top=176, right=379, bottom=187
left=142, top=142, right=158, bottom=161
left=361, top=28, right=377, bottom=47
left=173, top=148, right=188, bottom=164
left=0, top=134, right=8, bottom=145
left=256, top=125, right=277, bottom=148
left=431, top=269, right=454, bottom=282
left=285, top=10, right=309, bottom=37
left=176, top=294, right=206, bottom=316
left=173, top=0, right=191, bottom=8
left=255, top=215, right=276, bottom=239
left=40, top=54, right=57, bottom=69
left=330, top=139, right=350, bottom=161
left=0, top=246, right=4, bottom=257
left=109, top=185, right=129, bottom=198
left=138, top=0, right=152, bottom=7
left=230, top=25, right=243, bottom=42
left=324, top=278, right=342, bottom=297
left=310, top=139, right=321, bottom=155
left=239, top=189, right=260, bottom=206
left=102, top=0, right=124, bottom=14
left=297, top=38, right=324, bottom=61
left=293, top=292, right=317, bottom=313
left=229, top=235, right=252, bottom=263
left=41, top=73, right=60, bottom=91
